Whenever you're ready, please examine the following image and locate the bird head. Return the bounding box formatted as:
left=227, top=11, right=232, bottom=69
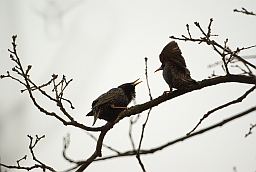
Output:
left=159, top=41, right=182, bottom=63
left=155, top=41, right=183, bottom=73
left=118, top=78, right=142, bottom=101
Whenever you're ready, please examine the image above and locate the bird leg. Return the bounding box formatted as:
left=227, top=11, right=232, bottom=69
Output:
left=163, top=87, right=173, bottom=95
left=110, top=104, right=128, bottom=109
left=163, top=90, right=172, bottom=95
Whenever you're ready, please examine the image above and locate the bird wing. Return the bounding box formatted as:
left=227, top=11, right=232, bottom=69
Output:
left=92, top=88, right=125, bottom=108
left=91, top=88, right=125, bottom=125
left=159, top=41, right=187, bottom=69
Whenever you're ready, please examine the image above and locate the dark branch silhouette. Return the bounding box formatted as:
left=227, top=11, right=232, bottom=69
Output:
left=234, top=7, right=256, bottom=16
left=187, top=85, right=256, bottom=135
left=135, top=57, right=153, bottom=172
left=1, top=16, right=256, bottom=171
left=0, top=135, right=55, bottom=171
left=94, top=106, right=256, bottom=161
left=128, top=116, right=138, bottom=150
left=170, top=19, right=256, bottom=71
left=245, top=123, right=256, bottom=137
left=0, top=36, right=106, bottom=132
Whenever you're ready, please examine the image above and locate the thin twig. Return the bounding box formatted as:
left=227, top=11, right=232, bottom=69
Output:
left=187, top=85, right=256, bottom=135
left=115, top=74, right=256, bottom=122
left=95, top=106, right=256, bottom=161
left=170, top=19, right=256, bottom=70
left=129, top=117, right=137, bottom=150
left=136, top=108, right=152, bottom=172
left=27, top=135, right=55, bottom=171
left=1, top=35, right=104, bottom=132
left=221, top=39, right=230, bottom=74
left=234, top=7, right=256, bottom=16
left=76, top=122, right=115, bottom=172
left=86, top=132, right=121, bottom=154
left=186, top=24, right=192, bottom=39
left=245, top=123, right=256, bottom=137
left=135, top=57, right=153, bottom=172
left=1, top=35, right=256, bottom=172
left=16, top=155, right=27, bottom=167
left=62, top=133, right=77, bottom=164
left=144, top=57, right=153, bottom=101
left=0, top=134, right=55, bottom=172
left=208, top=55, right=256, bottom=68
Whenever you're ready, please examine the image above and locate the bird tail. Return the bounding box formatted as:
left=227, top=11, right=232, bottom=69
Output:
left=86, top=110, right=99, bottom=126
left=187, top=78, right=199, bottom=88
left=86, top=111, right=93, bottom=116
left=177, top=77, right=198, bottom=90
left=185, top=77, right=198, bottom=85
left=190, top=78, right=198, bottom=84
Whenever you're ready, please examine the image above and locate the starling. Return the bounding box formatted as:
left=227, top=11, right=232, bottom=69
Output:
left=155, top=41, right=197, bottom=91
left=86, top=79, right=142, bottom=125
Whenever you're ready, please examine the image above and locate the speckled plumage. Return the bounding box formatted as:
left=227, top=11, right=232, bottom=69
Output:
left=86, top=79, right=141, bottom=125
left=156, top=41, right=197, bottom=91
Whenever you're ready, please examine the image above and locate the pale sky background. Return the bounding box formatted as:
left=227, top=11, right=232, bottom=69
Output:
left=0, top=0, right=256, bottom=172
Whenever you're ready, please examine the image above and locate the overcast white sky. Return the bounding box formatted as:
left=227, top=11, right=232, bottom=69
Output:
left=0, top=0, right=256, bottom=172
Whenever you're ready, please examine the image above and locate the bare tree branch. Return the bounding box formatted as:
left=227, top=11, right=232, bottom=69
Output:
left=245, top=123, right=256, bottom=137
left=128, top=116, right=137, bottom=150
left=144, top=57, right=153, bottom=101
left=234, top=7, right=256, bottom=16
left=16, top=155, right=27, bottom=167
left=187, top=85, right=256, bottom=135
left=66, top=74, right=256, bottom=171
left=62, top=133, right=77, bottom=164
left=95, top=106, right=256, bottom=161
left=136, top=108, right=152, bottom=172
left=135, top=57, right=153, bottom=172
left=75, top=122, right=115, bottom=172
left=0, top=35, right=107, bottom=132
left=27, top=135, right=55, bottom=171
left=1, top=26, right=256, bottom=171
left=85, top=132, right=121, bottom=154
left=208, top=55, right=256, bottom=69
left=170, top=19, right=256, bottom=71
left=0, top=135, right=55, bottom=172
left=115, top=74, right=256, bottom=122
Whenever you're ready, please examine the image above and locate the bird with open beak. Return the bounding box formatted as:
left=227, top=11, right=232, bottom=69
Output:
left=155, top=41, right=197, bottom=92
left=86, top=79, right=142, bottom=125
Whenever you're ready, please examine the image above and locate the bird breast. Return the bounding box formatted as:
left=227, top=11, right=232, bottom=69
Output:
left=162, top=63, right=173, bottom=86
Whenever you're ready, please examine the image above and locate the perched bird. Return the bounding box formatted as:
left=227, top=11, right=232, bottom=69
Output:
left=86, top=79, right=142, bottom=125
left=155, top=41, right=197, bottom=92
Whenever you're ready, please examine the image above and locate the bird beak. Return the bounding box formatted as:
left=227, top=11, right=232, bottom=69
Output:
left=154, top=66, right=163, bottom=73
left=131, top=78, right=142, bottom=86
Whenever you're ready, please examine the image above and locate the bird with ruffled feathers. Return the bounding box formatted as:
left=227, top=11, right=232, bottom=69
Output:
left=86, top=79, right=142, bottom=125
left=155, top=41, right=197, bottom=92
